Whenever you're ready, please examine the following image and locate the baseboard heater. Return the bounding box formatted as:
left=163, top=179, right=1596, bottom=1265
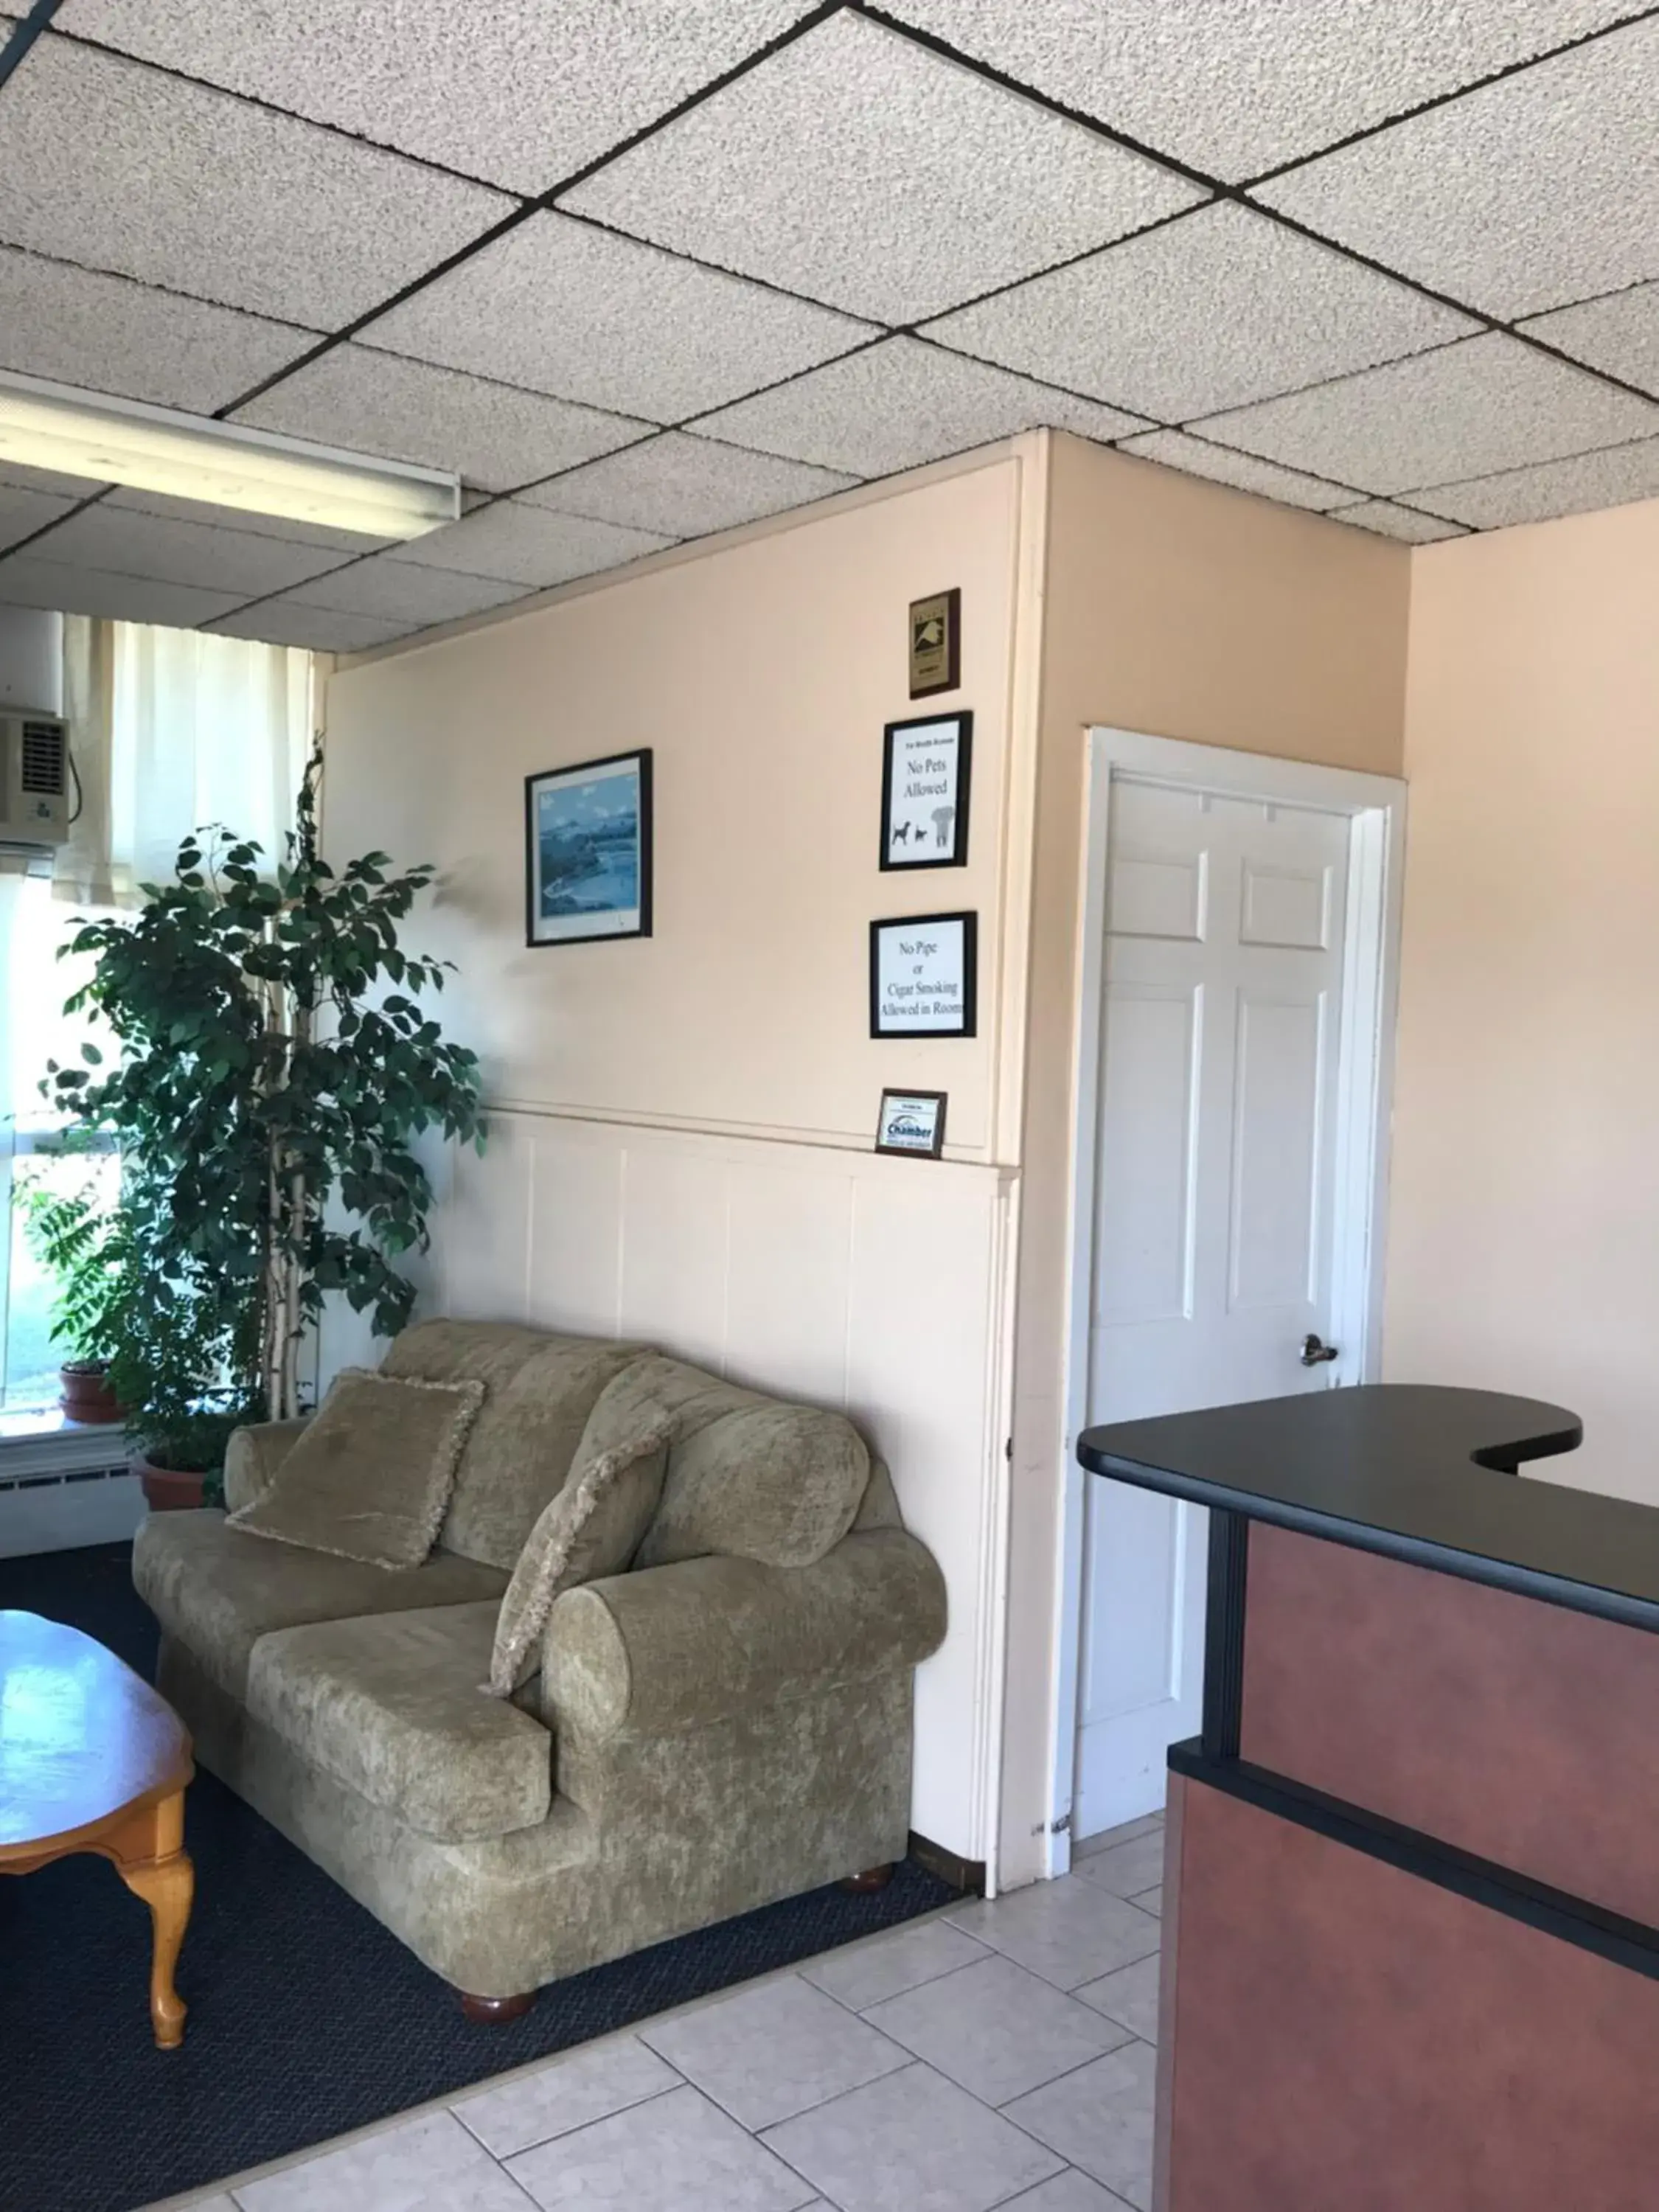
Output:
left=0, top=1458, right=145, bottom=1557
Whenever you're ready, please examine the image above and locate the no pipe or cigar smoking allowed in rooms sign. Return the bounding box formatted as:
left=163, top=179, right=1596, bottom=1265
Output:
left=869, top=911, right=977, bottom=1037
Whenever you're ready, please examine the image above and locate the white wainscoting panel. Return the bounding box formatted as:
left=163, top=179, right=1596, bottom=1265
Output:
left=352, top=1107, right=1018, bottom=1867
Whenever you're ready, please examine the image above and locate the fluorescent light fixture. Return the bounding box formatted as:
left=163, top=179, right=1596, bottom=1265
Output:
left=0, top=369, right=460, bottom=540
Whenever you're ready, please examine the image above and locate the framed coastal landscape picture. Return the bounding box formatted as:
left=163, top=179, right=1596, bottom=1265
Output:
left=524, top=748, right=653, bottom=947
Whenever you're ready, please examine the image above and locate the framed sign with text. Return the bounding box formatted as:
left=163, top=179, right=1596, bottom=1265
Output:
left=875, top=1089, right=947, bottom=1158
left=880, top=711, right=971, bottom=872
left=869, top=911, right=977, bottom=1039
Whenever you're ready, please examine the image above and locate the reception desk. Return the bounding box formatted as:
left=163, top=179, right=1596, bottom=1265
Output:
left=1077, top=1385, right=1659, bottom=2212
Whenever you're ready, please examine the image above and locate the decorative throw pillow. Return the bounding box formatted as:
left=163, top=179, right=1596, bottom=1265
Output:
left=486, top=1413, right=674, bottom=1696
left=228, top=1368, right=484, bottom=1571
left=380, top=1321, right=651, bottom=1570
left=635, top=1400, right=871, bottom=1571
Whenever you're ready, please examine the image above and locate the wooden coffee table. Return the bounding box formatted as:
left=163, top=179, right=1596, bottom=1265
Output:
left=0, top=1610, right=195, bottom=2047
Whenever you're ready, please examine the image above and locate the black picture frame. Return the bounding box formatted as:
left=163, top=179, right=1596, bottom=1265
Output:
left=875, top=1088, right=948, bottom=1158
left=880, top=711, right=973, bottom=872
left=869, top=911, right=978, bottom=1040
left=524, top=747, right=653, bottom=949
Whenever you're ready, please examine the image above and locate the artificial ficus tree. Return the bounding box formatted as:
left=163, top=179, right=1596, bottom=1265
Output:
left=46, top=748, right=484, bottom=1433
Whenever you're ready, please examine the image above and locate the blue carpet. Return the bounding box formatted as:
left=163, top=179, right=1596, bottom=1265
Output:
left=0, top=1541, right=959, bottom=2212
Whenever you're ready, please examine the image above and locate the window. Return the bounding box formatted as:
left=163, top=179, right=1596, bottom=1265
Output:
left=0, top=872, right=118, bottom=1409
left=0, top=619, right=313, bottom=1416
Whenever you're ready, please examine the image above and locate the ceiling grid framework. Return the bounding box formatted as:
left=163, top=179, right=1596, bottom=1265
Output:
left=0, top=0, right=1649, bottom=647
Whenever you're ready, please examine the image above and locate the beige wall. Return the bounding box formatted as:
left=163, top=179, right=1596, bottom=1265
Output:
left=999, top=435, right=1411, bottom=1886
left=1385, top=496, right=1659, bottom=1503
left=326, top=455, right=1032, bottom=1162
left=320, top=427, right=1420, bottom=1888
left=321, top=451, right=1044, bottom=1870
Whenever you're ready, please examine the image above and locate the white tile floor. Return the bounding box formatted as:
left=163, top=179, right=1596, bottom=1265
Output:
left=146, top=1817, right=1165, bottom=2212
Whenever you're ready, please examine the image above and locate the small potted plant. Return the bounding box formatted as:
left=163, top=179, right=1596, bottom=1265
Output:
left=128, top=1406, right=253, bottom=1512
left=19, top=1164, right=133, bottom=1425
left=100, top=1194, right=260, bottom=1510
left=61, top=1357, right=123, bottom=1425
left=23, top=1155, right=253, bottom=1503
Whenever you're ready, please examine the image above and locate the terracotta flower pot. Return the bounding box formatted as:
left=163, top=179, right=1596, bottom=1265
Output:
left=59, top=1361, right=128, bottom=1425
left=132, top=1453, right=209, bottom=1512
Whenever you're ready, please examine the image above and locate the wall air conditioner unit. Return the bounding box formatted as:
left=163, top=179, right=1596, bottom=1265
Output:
left=0, top=709, right=70, bottom=846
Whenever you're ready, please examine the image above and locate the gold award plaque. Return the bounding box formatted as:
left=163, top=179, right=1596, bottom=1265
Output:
left=908, top=588, right=960, bottom=698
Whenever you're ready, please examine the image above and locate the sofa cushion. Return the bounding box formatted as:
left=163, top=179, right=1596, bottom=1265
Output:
left=582, top=1354, right=872, bottom=1570
left=381, top=1321, right=650, bottom=1571
left=247, top=1604, right=552, bottom=1843
left=854, top=1458, right=905, bottom=1532
left=229, top=1369, right=483, bottom=1568
left=133, top=1508, right=507, bottom=1698
left=487, top=1408, right=673, bottom=1695
left=223, top=1418, right=312, bottom=1515
left=641, top=1402, right=870, bottom=1569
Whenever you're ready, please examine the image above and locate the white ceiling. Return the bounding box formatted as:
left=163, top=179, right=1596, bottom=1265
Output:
left=0, top=1, right=1655, bottom=650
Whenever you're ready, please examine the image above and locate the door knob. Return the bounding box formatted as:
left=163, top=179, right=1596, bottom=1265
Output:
left=1300, top=1332, right=1340, bottom=1366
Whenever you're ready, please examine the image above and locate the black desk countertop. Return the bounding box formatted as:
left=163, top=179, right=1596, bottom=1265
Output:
left=1075, top=1385, right=1659, bottom=1633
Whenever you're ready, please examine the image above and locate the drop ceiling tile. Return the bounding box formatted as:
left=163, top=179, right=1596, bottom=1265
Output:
left=1406, top=437, right=1659, bottom=530
left=24, top=504, right=355, bottom=597
left=234, top=346, right=652, bottom=495
left=59, top=1, right=818, bottom=195
left=692, top=338, right=1150, bottom=477
left=564, top=13, right=1203, bottom=324
left=881, top=0, right=1635, bottom=181
left=104, top=487, right=389, bottom=553
left=1520, top=282, right=1659, bottom=399
left=519, top=432, right=856, bottom=538
left=1118, top=430, right=1353, bottom=512
left=206, top=602, right=411, bottom=653
left=1257, top=19, right=1659, bottom=320
left=285, top=557, right=529, bottom=626
left=0, top=553, right=241, bottom=627
left=924, top=204, right=1472, bottom=422
left=393, top=499, right=674, bottom=588
left=0, top=482, right=76, bottom=554
left=0, top=32, right=510, bottom=327
left=1329, top=500, right=1467, bottom=543
left=0, top=245, right=319, bottom=413
left=363, top=214, right=872, bottom=422
left=1194, top=335, right=1659, bottom=496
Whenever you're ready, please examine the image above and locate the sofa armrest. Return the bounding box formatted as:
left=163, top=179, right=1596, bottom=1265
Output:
left=540, top=1528, right=946, bottom=1743
left=223, top=1418, right=312, bottom=1514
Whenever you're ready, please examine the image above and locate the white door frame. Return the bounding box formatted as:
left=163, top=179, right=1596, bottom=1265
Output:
left=1046, top=727, right=1407, bottom=1877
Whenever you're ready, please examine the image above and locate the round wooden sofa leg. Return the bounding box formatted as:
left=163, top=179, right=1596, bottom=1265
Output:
left=456, top=1988, right=537, bottom=2024
left=839, top=1863, right=896, bottom=1894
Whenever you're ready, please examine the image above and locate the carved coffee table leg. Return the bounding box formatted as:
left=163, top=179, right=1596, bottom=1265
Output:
left=112, top=1788, right=194, bottom=2048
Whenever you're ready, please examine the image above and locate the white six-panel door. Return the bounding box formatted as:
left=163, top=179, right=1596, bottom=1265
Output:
left=1074, top=773, right=1354, bottom=1838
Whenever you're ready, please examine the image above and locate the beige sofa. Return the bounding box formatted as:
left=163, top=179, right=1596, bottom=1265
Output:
left=132, top=1321, right=947, bottom=2012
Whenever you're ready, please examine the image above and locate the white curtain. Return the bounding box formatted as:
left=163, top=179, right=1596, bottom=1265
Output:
left=56, top=618, right=313, bottom=906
